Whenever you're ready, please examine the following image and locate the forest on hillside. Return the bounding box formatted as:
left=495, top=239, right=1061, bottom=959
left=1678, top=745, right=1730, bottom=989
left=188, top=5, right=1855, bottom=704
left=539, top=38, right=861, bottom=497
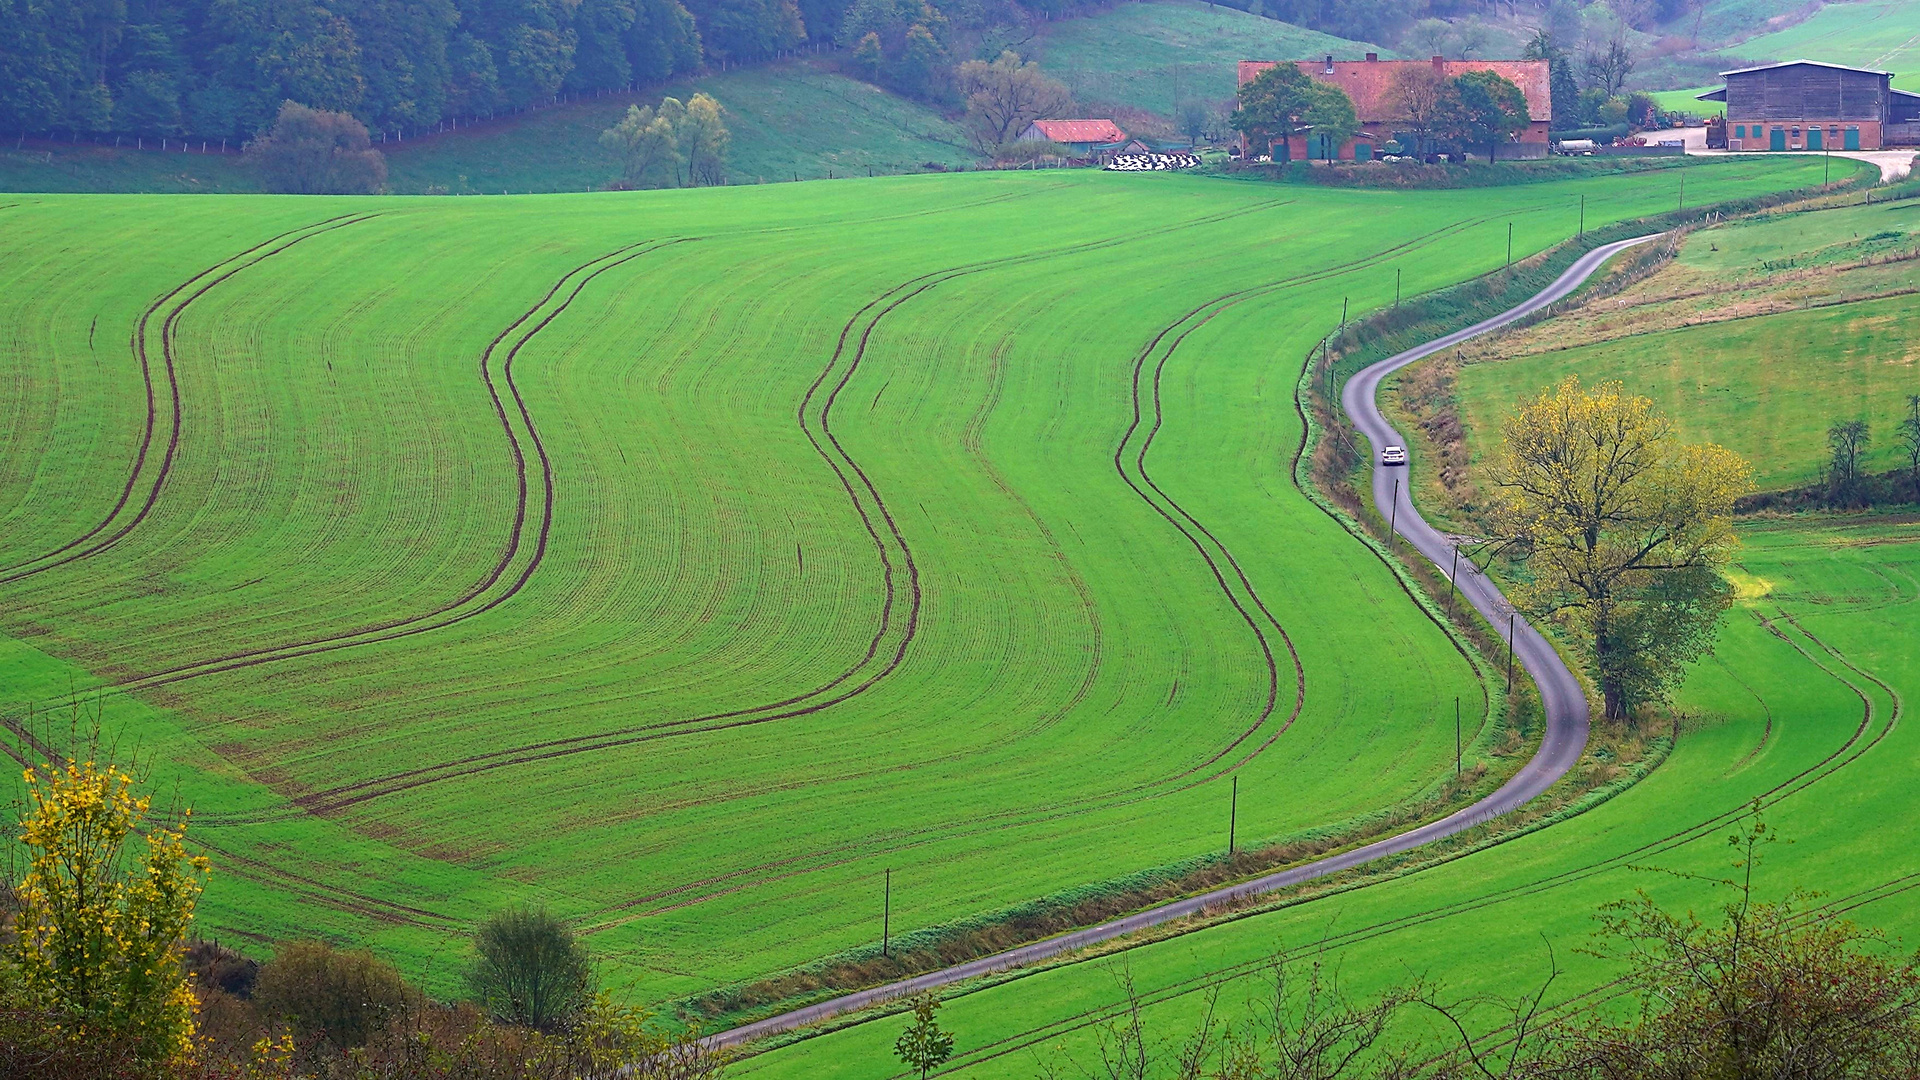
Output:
left=2, top=0, right=1724, bottom=145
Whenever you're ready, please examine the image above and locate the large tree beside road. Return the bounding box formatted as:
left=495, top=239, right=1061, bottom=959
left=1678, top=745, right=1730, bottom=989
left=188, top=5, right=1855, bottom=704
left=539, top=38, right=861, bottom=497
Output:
left=1491, top=376, right=1750, bottom=719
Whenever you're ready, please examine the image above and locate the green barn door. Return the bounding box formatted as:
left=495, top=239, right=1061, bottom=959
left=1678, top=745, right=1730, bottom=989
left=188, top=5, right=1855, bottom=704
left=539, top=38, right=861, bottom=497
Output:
left=1770, top=126, right=1787, bottom=151
left=1808, top=128, right=1822, bottom=149
left=1846, top=127, right=1861, bottom=150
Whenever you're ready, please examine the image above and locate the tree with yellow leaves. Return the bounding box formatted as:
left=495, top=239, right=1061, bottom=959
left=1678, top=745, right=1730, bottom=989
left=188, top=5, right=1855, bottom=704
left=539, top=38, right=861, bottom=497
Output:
left=4, top=746, right=208, bottom=1064
left=1491, top=376, right=1751, bottom=719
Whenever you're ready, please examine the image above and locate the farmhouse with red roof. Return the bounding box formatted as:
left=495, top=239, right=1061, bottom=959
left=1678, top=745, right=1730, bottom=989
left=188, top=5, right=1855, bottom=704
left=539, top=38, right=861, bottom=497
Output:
left=1015, top=119, right=1141, bottom=158
left=1237, top=54, right=1553, bottom=162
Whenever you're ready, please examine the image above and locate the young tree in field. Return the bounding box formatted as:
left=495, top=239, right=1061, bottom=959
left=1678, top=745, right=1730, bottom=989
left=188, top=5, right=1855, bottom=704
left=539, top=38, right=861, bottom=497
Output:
left=599, top=103, right=682, bottom=188
left=245, top=100, right=388, bottom=194
left=1302, top=82, right=1358, bottom=162
left=1827, top=418, right=1871, bottom=503
left=1550, top=812, right=1920, bottom=1074
left=955, top=51, right=1071, bottom=154
left=1387, top=64, right=1447, bottom=157
left=1230, top=61, right=1317, bottom=159
left=681, top=92, right=731, bottom=186
left=1491, top=377, right=1749, bottom=719
left=1899, top=394, right=1920, bottom=499
left=468, top=906, right=594, bottom=1032
left=1436, top=70, right=1530, bottom=162
left=894, top=993, right=954, bottom=1079
left=3, top=746, right=209, bottom=1064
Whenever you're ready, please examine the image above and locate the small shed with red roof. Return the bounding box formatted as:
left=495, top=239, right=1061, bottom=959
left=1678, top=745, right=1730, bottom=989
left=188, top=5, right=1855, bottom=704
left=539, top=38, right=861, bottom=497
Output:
left=1236, top=54, right=1552, bottom=161
left=1016, top=119, right=1131, bottom=157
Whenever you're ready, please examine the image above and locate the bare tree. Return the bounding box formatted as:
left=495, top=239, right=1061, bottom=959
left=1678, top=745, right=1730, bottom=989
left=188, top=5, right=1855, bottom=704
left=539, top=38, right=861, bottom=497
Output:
left=955, top=51, right=1071, bottom=154
left=1387, top=65, right=1447, bottom=156
left=1583, top=36, right=1636, bottom=98
left=1827, top=418, right=1872, bottom=503
left=1898, top=394, right=1920, bottom=500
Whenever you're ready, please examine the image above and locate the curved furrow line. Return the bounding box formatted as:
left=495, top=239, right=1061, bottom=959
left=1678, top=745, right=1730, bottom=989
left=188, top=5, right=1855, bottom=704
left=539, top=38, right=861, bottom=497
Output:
left=582, top=220, right=1550, bottom=926
left=109, top=240, right=684, bottom=695
left=0, top=214, right=372, bottom=584
left=245, top=198, right=1309, bottom=819
left=259, top=220, right=1510, bottom=949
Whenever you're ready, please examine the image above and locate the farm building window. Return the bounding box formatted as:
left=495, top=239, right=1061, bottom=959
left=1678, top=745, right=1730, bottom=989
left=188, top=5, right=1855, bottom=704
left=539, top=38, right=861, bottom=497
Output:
left=1735, top=125, right=1745, bottom=137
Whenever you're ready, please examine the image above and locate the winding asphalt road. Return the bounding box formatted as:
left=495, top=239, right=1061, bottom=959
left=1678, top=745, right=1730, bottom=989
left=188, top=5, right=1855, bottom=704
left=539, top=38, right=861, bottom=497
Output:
left=711, top=234, right=1657, bottom=1051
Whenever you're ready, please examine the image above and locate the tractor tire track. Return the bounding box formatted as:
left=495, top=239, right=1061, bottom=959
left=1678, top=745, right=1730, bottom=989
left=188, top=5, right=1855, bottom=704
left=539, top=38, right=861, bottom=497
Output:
left=225, top=197, right=1301, bottom=820
left=0, top=214, right=369, bottom=584
left=112, top=239, right=691, bottom=693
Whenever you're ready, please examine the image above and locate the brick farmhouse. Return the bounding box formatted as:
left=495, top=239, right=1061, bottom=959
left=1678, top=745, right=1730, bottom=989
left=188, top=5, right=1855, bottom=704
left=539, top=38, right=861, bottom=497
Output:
left=1236, top=55, right=1552, bottom=161
left=1696, top=60, right=1920, bottom=151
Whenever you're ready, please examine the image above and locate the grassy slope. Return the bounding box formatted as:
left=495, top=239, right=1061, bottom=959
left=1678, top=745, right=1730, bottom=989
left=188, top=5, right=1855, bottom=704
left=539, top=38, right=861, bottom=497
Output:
left=0, top=58, right=974, bottom=195
left=0, top=143, right=259, bottom=193
left=1455, top=198, right=1920, bottom=489
left=385, top=59, right=977, bottom=193
left=1716, top=0, right=1920, bottom=91
left=735, top=168, right=1920, bottom=1079
left=1034, top=0, right=1388, bottom=117
left=0, top=160, right=1827, bottom=1017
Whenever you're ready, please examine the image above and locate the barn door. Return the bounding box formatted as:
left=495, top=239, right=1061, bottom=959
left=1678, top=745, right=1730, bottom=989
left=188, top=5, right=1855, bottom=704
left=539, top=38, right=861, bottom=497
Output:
left=1846, top=127, right=1860, bottom=150
left=1770, top=127, right=1786, bottom=151
left=1808, top=128, right=1822, bottom=150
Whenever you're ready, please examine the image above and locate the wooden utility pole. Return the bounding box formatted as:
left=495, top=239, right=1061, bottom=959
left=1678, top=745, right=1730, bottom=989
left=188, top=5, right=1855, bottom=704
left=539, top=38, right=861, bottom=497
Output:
left=1578, top=194, right=1585, bottom=239
left=1506, top=614, right=1516, bottom=693
left=882, top=868, right=891, bottom=958
left=1455, top=696, right=1461, bottom=775
left=1678, top=173, right=1685, bottom=211
left=1507, top=222, right=1513, bottom=268
left=1394, top=267, right=1402, bottom=308
left=1447, top=545, right=1459, bottom=609
left=1228, top=776, right=1238, bottom=855
left=1387, top=479, right=1400, bottom=549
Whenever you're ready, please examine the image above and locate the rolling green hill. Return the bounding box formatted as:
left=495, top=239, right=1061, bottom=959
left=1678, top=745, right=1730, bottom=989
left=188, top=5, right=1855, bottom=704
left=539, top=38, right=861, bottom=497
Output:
left=732, top=168, right=1920, bottom=1080
left=1034, top=0, right=1389, bottom=118
left=1726, top=0, right=1920, bottom=90
left=1456, top=198, right=1920, bottom=490
left=0, top=158, right=1829, bottom=1021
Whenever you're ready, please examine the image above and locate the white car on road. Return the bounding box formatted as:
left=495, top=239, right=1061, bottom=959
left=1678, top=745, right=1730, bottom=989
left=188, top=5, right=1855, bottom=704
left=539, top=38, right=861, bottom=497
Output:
left=1381, top=445, right=1407, bottom=466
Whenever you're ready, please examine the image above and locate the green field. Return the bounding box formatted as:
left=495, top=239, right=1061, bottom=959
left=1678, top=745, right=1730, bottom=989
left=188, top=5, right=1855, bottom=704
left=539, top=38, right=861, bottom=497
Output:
left=1649, top=87, right=1726, bottom=116
left=0, top=159, right=1833, bottom=1021
left=1034, top=0, right=1387, bottom=118
left=1455, top=198, right=1920, bottom=490
left=1723, top=0, right=1920, bottom=91
left=732, top=175, right=1920, bottom=1078
left=735, top=513, right=1920, bottom=1076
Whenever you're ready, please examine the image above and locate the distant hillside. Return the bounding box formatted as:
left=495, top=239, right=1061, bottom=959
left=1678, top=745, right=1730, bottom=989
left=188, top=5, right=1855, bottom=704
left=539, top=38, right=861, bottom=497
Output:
left=1722, top=0, right=1920, bottom=89
left=385, top=59, right=976, bottom=193
left=1034, top=0, right=1389, bottom=117
left=0, top=59, right=975, bottom=195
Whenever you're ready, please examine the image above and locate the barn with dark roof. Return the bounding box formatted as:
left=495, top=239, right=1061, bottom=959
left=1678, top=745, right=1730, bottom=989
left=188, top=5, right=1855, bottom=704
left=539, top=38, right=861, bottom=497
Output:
left=1696, top=60, right=1920, bottom=151
left=1236, top=54, right=1553, bottom=162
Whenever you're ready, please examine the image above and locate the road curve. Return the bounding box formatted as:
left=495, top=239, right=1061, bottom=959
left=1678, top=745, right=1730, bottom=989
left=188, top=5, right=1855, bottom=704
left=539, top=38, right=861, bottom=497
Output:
left=711, top=235, right=1656, bottom=1052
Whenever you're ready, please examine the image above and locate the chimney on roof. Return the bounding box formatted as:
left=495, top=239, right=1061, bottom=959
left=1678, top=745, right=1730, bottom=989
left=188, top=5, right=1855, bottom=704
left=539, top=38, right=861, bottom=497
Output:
left=1365, top=52, right=1378, bottom=62
left=1325, top=55, right=1335, bottom=73
left=1432, top=55, right=1444, bottom=70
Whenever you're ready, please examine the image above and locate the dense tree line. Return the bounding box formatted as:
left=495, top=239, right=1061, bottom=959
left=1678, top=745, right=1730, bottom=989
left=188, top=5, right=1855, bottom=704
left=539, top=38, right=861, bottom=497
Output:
left=0, top=0, right=717, bottom=143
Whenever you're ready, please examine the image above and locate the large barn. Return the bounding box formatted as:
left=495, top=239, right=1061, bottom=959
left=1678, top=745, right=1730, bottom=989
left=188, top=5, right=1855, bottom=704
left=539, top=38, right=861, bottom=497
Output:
left=1696, top=60, right=1920, bottom=151
left=1236, top=55, right=1553, bottom=161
